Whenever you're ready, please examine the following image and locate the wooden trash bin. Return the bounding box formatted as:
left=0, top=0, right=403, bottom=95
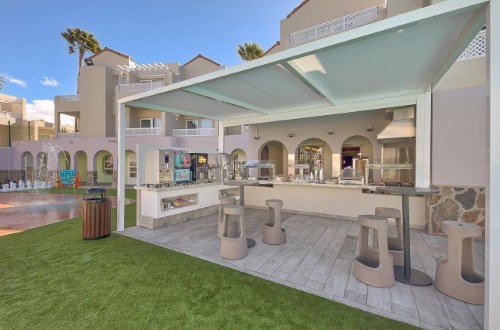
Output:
left=82, top=188, right=111, bottom=240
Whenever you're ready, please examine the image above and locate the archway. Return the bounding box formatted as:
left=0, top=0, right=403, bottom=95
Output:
left=341, top=135, right=373, bottom=170
left=295, top=138, right=333, bottom=179
left=58, top=151, right=71, bottom=170
left=94, top=150, right=114, bottom=185
left=74, top=151, right=88, bottom=184
left=259, top=141, right=287, bottom=178
left=36, top=152, right=48, bottom=181
left=21, top=152, right=33, bottom=181
left=230, top=148, right=247, bottom=177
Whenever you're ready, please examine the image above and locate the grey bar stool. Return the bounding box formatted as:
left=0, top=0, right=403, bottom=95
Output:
left=353, top=214, right=395, bottom=287
left=435, top=220, right=484, bottom=304
left=375, top=207, right=404, bottom=266
left=220, top=205, right=247, bottom=260
left=217, top=196, right=237, bottom=238
left=262, top=199, right=286, bottom=245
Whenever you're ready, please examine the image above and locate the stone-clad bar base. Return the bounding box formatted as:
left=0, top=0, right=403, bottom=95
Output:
left=138, top=205, right=218, bottom=229
left=426, top=185, right=485, bottom=239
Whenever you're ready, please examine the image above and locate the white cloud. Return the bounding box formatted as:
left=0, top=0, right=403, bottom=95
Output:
left=5, top=75, right=28, bottom=88
left=26, top=99, right=75, bottom=126
left=40, top=76, right=61, bottom=87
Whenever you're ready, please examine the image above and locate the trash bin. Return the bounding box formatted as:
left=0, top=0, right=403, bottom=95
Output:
left=82, top=188, right=111, bottom=240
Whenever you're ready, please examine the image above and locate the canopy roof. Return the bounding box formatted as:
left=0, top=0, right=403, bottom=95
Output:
left=119, top=0, right=487, bottom=126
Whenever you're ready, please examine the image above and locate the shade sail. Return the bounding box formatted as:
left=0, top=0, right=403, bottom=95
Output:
left=120, top=0, right=487, bottom=126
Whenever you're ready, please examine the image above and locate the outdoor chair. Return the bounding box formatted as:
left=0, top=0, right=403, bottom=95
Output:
left=220, top=204, right=247, bottom=260
left=435, top=220, right=485, bottom=304
left=374, top=207, right=404, bottom=266
left=262, top=199, right=286, bottom=245
left=353, top=214, right=395, bottom=287
left=217, top=196, right=237, bottom=238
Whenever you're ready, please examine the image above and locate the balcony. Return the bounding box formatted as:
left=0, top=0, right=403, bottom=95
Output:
left=119, top=82, right=164, bottom=92
left=290, top=6, right=378, bottom=46
left=125, top=127, right=162, bottom=136
left=55, top=95, right=79, bottom=102
left=58, top=132, right=80, bottom=139
left=172, top=128, right=216, bottom=137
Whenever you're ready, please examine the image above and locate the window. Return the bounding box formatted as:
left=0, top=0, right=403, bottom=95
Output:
left=140, top=118, right=153, bottom=128
left=186, top=119, right=212, bottom=129
left=103, top=154, right=113, bottom=175
left=114, top=76, right=119, bottom=86
left=120, top=76, right=126, bottom=84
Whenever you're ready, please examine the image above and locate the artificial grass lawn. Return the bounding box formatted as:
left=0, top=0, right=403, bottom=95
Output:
left=0, top=205, right=416, bottom=329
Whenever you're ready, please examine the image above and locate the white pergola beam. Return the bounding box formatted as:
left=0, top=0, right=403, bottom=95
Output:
left=486, top=2, right=499, bottom=328
left=281, top=61, right=336, bottom=105
left=117, top=102, right=126, bottom=232
left=185, top=86, right=272, bottom=114
left=128, top=101, right=224, bottom=121
left=222, top=93, right=424, bottom=126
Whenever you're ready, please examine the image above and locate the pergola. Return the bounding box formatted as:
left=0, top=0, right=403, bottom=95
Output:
left=117, top=0, right=498, bottom=327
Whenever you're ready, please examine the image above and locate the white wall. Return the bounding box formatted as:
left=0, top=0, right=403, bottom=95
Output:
left=432, top=85, right=487, bottom=186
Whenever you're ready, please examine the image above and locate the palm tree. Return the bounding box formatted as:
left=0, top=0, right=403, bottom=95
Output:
left=61, top=27, right=102, bottom=69
left=0, top=75, right=5, bottom=90
left=237, top=42, right=264, bottom=61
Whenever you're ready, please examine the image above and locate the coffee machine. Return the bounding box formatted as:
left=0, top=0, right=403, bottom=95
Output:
left=190, top=153, right=209, bottom=182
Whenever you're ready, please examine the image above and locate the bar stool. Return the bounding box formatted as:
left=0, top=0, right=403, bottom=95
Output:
left=220, top=205, right=247, bottom=260
left=375, top=207, right=404, bottom=266
left=262, top=199, right=286, bottom=245
left=435, top=221, right=484, bottom=304
left=353, top=214, right=395, bottom=287
left=217, top=196, right=237, bottom=238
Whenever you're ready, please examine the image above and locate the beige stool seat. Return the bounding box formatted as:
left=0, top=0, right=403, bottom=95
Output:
left=375, top=207, right=404, bottom=266
left=353, top=214, right=395, bottom=287
left=262, top=199, right=286, bottom=245
left=217, top=196, right=237, bottom=238
left=435, top=220, right=484, bottom=304
left=220, top=205, right=247, bottom=260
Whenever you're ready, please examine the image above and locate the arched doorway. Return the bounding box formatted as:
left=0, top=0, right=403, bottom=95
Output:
left=94, top=150, right=114, bottom=185
left=231, top=149, right=247, bottom=178
left=296, top=138, right=333, bottom=179
left=74, top=151, right=88, bottom=184
left=259, top=141, right=287, bottom=178
left=36, top=152, right=48, bottom=181
left=58, top=151, right=70, bottom=170
left=21, top=152, right=33, bottom=181
left=341, top=135, right=373, bottom=170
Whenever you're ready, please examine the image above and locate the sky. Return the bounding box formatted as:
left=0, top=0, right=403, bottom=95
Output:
left=0, top=0, right=303, bottom=125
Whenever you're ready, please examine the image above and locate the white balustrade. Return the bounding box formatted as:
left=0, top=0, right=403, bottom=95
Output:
left=290, top=6, right=378, bottom=46
left=55, top=95, right=79, bottom=102
left=58, top=132, right=80, bottom=139
left=119, top=82, right=164, bottom=92
left=125, top=127, right=162, bottom=136
left=458, top=30, right=486, bottom=61
left=172, top=128, right=216, bottom=137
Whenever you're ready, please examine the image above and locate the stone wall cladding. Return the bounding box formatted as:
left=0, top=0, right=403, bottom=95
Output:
left=426, top=185, right=485, bottom=238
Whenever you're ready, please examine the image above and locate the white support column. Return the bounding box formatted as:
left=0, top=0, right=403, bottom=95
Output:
left=117, top=103, right=126, bottom=232
left=486, top=3, right=499, bottom=328
left=218, top=121, right=224, bottom=153
left=415, top=91, right=431, bottom=188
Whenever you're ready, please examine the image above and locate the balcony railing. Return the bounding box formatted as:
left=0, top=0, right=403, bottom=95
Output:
left=125, top=127, right=162, bottom=136
left=55, top=95, right=79, bottom=102
left=290, top=6, right=378, bottom=46
left=119, top=82, right=164, bottom=92
left=458, top=30, right=486, bottom=61
left=0, top=110, right=22, bottom=119
left=58, top=132, right=80, bottom=139
left=172, top=128, right=216, bottom=137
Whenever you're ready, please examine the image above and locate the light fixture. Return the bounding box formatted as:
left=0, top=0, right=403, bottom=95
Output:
left=84, top=58, right=94, bottom=66
left=254, top=124, right=260, bottom=140
left=366, top=125, right=374, bottom=132
left=288, top=132, right=294, bottom=138
left=327, top=129, right=334, bottom=135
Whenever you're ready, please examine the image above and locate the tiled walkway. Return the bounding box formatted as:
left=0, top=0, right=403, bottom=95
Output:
left=120, top=208, right=485, bottom=329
